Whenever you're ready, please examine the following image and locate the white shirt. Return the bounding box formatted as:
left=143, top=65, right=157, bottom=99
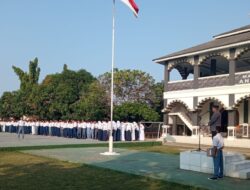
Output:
left=139, top=123, right=145, bottom=141
left=213, top=133, right=224, bottom=149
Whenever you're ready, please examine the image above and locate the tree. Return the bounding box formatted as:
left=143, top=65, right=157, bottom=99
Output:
left=35, top=65, right=95, bottom=120
left=12, top=58, right=40, bottom=90
left=114, top=102, right=160, bottom=122
left=151, top=82, right=164, bottom=119
left=72, top=81, right=109, bottom=120
left=98, top=69, right=156, bottom=106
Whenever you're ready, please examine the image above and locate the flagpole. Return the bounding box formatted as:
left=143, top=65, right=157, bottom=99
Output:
left=109, top=0, right=115, bottom=154
left=101, top=0, right=119, bottom=156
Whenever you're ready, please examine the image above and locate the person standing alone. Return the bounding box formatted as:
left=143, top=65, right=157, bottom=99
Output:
left=208, top=104, right=221, bottom=139
left=209, top=126, right=224, bottom=180
left=18, top=119, right=25, bottom=139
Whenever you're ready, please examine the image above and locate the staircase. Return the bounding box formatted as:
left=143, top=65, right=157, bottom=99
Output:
left=224, top=152, right=250, bottom=179
left=181, top=151, right=250, bottom=179
left=168, top=112, right=195, bottom=132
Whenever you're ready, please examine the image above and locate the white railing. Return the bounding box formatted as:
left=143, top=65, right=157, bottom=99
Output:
left=168, top=112, right=194, bottom=131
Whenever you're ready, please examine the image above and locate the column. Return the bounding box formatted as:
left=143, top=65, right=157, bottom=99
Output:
left=191, top=111, right=199, bottom=136
left=229, top=48, right=236, bottom=85
left=193, top=55, right=199, bottom=89
left=163, top=99, right=169, bottom=125
left=172, top=116, right=177, bottom=135
left=164, top=63, right=169, bottom=126
left=164, top=63, right=169, bottom=92
left=227, top=110, right=237, bottom=139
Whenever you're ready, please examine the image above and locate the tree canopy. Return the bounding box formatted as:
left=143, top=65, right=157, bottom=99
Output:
left=0, top=59, right=163, bottom=122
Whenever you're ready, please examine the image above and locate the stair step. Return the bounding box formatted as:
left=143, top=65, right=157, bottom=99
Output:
left=224, top=153, right=245, bottom=164
left=229, top=168, right=250, bottom=179
left=229, top=160, right=250, bottom=171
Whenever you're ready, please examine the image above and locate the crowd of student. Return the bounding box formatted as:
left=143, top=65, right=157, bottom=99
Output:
left=0, top=120, right=145, bottom=141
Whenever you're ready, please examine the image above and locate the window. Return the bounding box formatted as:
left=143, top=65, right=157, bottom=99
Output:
left=244, top=100, right=249, bottom=123
left=210, top=59, right=217, bottom=75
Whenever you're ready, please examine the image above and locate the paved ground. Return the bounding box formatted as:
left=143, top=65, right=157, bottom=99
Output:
left=24, top=147, right=250, bottom=190
left=0, top=133, right=102, bottom=147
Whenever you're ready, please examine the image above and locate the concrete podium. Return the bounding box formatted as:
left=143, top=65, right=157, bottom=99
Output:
left=180, top=151, right=250, bottom=179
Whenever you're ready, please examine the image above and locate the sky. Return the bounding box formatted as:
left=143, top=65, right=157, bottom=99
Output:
left=0, top=0, right=249, bottom=95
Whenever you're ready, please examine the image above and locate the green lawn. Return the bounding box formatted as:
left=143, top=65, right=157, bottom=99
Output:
left=0, top=151, right=206, bottom=190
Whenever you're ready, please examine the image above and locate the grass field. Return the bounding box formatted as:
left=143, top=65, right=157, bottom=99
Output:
left=0, top=151, right=206, bottom=190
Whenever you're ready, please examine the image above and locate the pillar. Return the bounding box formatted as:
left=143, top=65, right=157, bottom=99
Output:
left=172, top=116, right=177, bottom=135
left=210, top=59, right=217, bottom=75
left=191, top=111, right=199, bottom=136
left=193, top=55, right=200, bottom=89
left=163, top=99, right=169, bottom=125
left=164, top=63, right=169, bottom=92
left=191, top=111, right=199, bottom=126
left=163, top=63, right=169, bottom=125
left=227, top=110, right=237, bottom=139
left=229, top=48, right=236, bottom=86
left=228, top=110, right=237, bottom=126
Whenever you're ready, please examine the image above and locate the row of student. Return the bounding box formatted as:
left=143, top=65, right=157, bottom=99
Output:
left=0, top=120, right=145, bottom=141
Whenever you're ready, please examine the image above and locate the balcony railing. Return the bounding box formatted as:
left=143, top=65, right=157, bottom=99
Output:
left=168, top=80, right=194, bottom=91
left=235, top=71, right=250, bottom=85
left=167, top=71, right=250, bottom=92
left=198, top=74, right=229, bottom=88
left=167, top=74, right=232, bottom=92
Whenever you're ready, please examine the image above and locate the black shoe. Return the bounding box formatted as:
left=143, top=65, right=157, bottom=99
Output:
left=208, top=177, right=218, bottom=180
left=218, top=176, right=223, bottom=179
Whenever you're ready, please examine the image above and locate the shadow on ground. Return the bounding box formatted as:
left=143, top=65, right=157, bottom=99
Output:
left=0, top=152, right=202, bottom=190
left=24, top=147, right=250, bottom=190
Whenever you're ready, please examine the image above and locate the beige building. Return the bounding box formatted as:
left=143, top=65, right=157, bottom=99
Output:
left=154, top=25, right=250, bottom=141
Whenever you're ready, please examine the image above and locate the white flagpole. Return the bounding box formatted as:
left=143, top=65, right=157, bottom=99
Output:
left=101, top=0, right=119, bottom=156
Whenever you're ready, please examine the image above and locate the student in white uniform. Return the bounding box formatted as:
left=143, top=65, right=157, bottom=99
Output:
left=121, top=122, right=126, bottom=141
left=18, top=119, right=25, bottom=139
left=131, top=122, right=136, bottom=141
left=139, top=123, right=145, bottom=141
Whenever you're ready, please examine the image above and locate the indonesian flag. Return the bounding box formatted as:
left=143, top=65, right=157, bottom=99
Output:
left=121, top=0, right=139, bottom=17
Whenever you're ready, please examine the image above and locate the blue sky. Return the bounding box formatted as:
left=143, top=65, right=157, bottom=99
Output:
left=0, top=0, right=249, bottom=95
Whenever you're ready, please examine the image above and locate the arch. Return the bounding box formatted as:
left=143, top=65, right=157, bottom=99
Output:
left=233, top=94, right=250, bottom=109
left=196, top=97, right=225, bottom=110
left=235, top=46, right=250, bottom=60
left=166, top=99, right=191, bottom=112
left=235, top=47, right=250, bottom=73
left=199, top=53, right=230, bottom=77
left=168, top=59, right=193, bottom=71
left=168, top=59, right=194, bottom=81
left=199, top=52, right=229, bottom=65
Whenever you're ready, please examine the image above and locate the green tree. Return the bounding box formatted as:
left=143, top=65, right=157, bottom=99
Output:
left=12, top=57, right=40, bottom=90
left=73, top=81, right=109, bottom=120
left=151, top=82, right=164, bottom=119
left=114, top=102, right=160, bottom=122
left=99, top=69, right=156, bottom=105
left=36, top=65, right=95, bottom=120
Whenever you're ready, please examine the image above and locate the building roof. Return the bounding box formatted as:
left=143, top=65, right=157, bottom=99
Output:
left=154, top=25, right=250, bottom=63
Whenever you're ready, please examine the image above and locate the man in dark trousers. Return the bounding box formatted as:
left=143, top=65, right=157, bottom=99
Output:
left=208, top=126, right=224, bottom=180
left=208, top=104, right=221, bottom=139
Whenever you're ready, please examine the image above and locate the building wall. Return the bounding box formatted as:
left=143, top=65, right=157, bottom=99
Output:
left=164, top=83, right=250, bottom=111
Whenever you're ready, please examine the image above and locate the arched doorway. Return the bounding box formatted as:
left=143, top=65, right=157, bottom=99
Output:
left=197, top=98, right=229, bottom=133
left=234, top=95, right=250, bottom=125
left=166, top=101, right=192, bottom=136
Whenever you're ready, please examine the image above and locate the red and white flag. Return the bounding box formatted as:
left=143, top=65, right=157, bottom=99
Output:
left=120, top=0, right=139, bottom=17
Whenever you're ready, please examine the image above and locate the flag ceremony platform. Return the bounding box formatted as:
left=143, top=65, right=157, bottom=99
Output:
left=180, top=151, right=250, bottom=179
